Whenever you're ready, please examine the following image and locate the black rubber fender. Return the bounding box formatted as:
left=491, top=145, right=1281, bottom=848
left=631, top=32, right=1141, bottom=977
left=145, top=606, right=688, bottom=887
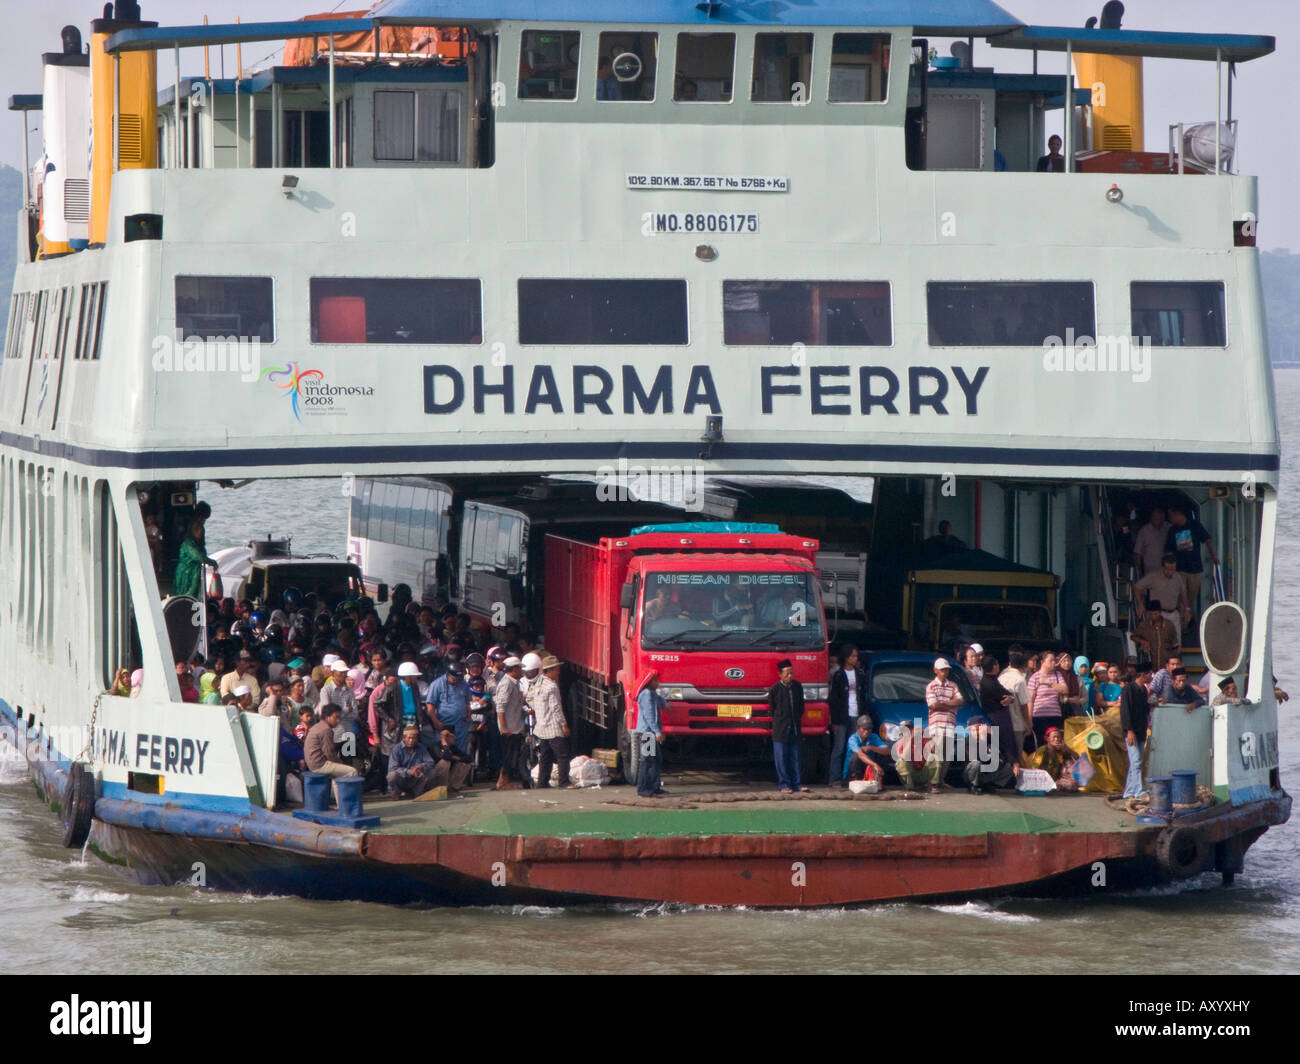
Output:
left=1156, top=823, right=1211, bottom=879
left=61, top=762, right=96, bottom=848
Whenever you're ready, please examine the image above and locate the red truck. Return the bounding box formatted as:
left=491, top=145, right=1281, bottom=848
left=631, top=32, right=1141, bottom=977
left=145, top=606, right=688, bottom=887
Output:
left=543, top=523, right=831, bottom=775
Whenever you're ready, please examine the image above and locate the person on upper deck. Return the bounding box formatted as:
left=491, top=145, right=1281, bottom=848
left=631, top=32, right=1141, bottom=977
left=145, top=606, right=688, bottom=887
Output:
left=1132, top=506, right=1170, bottom=578
left=921, top=520, right=967, bottom=559
left=1036, top=134, right=1065, bottom=173
left=1165, top=506, right=1218, bottom=623
left=173, top=517, right=217, bottom=599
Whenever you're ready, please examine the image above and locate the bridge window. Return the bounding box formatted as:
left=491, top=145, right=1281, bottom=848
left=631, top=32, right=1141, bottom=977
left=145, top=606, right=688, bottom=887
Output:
left=724, top=281, right=891, bottom=345
left=596, top=32, right=658, bottom=101
left=675, top=33, right=734, bottom=102
left=519, top=30, right=580, bottom=100
left=829, top=33, right=890, bottom=103
left=752, top=33, right=814, bottom=103
left=927, top=282, right=1095, bottom=346
left=310, top=278, right=482, bottom=344
left=175, top=277, right=275, bottom=343
left=518, top=279, right=688, bottom=345
left=373, top=90, right=461, bottom=163
left=1131, top=282, right=1226, bottom=347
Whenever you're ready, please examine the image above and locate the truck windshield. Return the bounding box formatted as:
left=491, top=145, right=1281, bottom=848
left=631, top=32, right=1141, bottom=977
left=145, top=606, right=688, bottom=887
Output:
left=640, top=570, right=825, bottom=650
left=935, top=603, right=1052, bottom=645
left=266, top=565, right=361, bottom=609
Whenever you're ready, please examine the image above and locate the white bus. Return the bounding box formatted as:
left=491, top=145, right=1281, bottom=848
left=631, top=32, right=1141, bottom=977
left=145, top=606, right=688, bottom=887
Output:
left=347, top=478, right=454, bottom=605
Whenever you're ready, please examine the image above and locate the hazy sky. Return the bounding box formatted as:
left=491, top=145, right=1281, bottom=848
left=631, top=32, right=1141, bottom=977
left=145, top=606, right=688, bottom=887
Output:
left=3, top=0, right=1295, bottom=248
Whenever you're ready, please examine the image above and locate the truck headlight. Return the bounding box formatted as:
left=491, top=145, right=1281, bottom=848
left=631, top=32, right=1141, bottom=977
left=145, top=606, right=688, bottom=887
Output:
left=659, top=685, right=687, bottom=700
left=805, top=684, right=828, bottom=701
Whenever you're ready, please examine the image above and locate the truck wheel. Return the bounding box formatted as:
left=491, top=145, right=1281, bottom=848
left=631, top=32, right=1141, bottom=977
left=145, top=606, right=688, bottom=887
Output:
left=617, top=713, right=640, bottom=785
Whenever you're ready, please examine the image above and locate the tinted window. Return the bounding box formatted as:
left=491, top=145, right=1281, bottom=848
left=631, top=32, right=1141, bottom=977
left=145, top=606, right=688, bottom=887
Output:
left=829, top=33, right=891, bottom=102
left=752, top=33, right=813, bottom=103
left=519, top=30, right=580, bottom=100
left=311, top=278, right=481, bottom=344
left=175, top=276, right=274, bottom=343
left=927, top=282, right=1095, bottom=346
left=724, top=281, right=891, bottom=345
left=518, top=279, right=689, bottom=345
left=1131, top=282, right=1226, bottom=346
left=374, top=90, right=461, bottom=162
left=675, top=33, right=734, bottom=101
left=596, top=32, right=658, bottom=101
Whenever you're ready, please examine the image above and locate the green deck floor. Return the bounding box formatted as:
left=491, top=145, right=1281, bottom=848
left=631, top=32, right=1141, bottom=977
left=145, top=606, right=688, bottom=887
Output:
left=364, top=775, right=1143, bottom=839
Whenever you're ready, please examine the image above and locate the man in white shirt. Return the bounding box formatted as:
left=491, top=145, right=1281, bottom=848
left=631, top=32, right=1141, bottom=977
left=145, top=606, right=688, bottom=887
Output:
left=1132, top=507, right=1170, bottom=578
left=997, top=649, right=1032, bottom=751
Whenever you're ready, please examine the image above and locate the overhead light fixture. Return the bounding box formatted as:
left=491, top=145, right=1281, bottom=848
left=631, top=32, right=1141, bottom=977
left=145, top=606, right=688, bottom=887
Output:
left=699, top=415, right=723, bottom=460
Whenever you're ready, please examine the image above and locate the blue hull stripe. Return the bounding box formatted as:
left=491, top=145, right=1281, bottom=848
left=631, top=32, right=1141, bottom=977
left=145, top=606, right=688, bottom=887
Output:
left=0, top=430, right=1281, bottom=473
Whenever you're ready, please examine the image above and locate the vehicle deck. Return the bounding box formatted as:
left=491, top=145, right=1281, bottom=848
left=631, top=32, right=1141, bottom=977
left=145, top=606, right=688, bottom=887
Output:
left=357, top=775, right=1145, bottom=840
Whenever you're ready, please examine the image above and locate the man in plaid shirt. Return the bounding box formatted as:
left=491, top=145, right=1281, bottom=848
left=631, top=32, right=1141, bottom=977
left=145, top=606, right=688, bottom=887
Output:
left=920, top=658, right=963, bottom=791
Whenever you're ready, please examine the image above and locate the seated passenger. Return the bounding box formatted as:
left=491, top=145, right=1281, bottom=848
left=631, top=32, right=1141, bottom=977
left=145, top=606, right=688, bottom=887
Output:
left=963, top=715, right=1018, bottom=794
left=643, top=586, right=673, bottom=623
left=893, top=721, right=945, bottom=793
left=304, top=705, right=362, bottom=790
left=844, top=715, right=891, bottom=785
left=711, top=585, right=751, bottom=626
left=428, top=727, right=473, bottom=793
left=386, top=725, right=443, bottom=799
left=1028, top=725, right=1079, bottom=791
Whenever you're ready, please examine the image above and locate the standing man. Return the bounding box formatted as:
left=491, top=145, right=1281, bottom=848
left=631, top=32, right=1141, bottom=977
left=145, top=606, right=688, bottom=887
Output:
left=998, top=649, right=1032, bottom=754
left=768, top=659, right=807, bottom=793
left=530, top=655, right=572, bottom=788
left=633, top=671, right=667, bottom=798
left=494, top=656, right=528, bottom=790
left=425, top=660, right=471, bottom=753
left=1135, top=554, right=1190, bottom=644
left=1120, top=668, right=1152, bottom=800
left=1132, top=506, right=1170, bottom=578
left=1165, top=506, right=1218, bottom=623
left=923, top=658, right=963, bottom=789
left=827, top=645, right=867, bottom=787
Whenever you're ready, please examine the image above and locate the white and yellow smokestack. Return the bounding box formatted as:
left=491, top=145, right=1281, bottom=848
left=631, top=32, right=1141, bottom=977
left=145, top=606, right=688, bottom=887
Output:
left=41, top=26, right=91, bottom=255
left=89, top=1, right=157, bottom=248
left=1074, top=0, right=1144, bottom=152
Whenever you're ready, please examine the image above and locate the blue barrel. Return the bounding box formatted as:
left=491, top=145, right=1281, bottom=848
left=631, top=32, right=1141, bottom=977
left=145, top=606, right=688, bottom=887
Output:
left=335, top=776, right=365, bottom=819
left=1171, top=770, right=1198, bottom=805
left=1148, top=776, right=1173, bottom=813
left=301, top=772, right=330, bottom=812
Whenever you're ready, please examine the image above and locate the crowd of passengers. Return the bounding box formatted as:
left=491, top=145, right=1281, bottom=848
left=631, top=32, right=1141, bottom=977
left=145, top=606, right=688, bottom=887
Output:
left=111, top=580, right=580, bottom=804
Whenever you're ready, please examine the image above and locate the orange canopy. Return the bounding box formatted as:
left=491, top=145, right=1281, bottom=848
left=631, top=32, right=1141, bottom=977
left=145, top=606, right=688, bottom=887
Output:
left=282, top=11, right=471, bottom=66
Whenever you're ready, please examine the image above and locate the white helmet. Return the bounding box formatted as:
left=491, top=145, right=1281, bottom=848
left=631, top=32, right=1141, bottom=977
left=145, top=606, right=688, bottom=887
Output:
left=397, top=661, right=421, bottom=678
left=521, top=652, right=543, bottom=673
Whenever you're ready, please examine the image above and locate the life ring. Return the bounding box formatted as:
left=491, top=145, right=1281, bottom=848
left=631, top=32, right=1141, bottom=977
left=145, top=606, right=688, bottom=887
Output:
left=60, top=762, right=96, bottom=848
left=1155, top=824, right=1210, bottom=879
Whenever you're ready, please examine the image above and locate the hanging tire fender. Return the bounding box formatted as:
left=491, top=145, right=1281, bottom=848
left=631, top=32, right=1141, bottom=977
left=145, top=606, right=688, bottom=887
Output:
left=61, top=762, right=96, bottom=848
left=1155, top=823, right=1210, bottom=879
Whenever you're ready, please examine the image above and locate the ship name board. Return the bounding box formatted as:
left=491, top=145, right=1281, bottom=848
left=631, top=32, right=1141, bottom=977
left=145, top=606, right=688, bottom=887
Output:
left=423, top=363, right=990, bottom=417
left=90, top=727, right=211, bottom=775
left=627, top=173, right=789, bottom=192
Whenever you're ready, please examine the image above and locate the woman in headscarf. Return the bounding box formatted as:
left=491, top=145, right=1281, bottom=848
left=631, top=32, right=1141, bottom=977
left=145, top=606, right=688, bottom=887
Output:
left=1072, top=656, right=1095, bottom=718
left=173, top=518, right=217, bottom=599
left=199, top=671, right=222, bottom=705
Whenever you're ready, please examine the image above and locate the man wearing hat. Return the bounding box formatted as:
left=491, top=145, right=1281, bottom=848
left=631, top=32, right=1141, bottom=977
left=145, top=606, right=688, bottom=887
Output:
left=426, top=658, right=472, bottom=753
left=386, top=725, right=442, bottom=799
left=494, top=657, right=528, bottom=790
left=318, top=659, right=362, bottom=766
left=921, top=658, right=963, bottom=790
left=1211, top=676, right=1242, bottom=706
left=768, top=659, right=807, bottom=793
left=529, top=655, right=572, bottom=788
left=219, top=650, right=261, bottom=704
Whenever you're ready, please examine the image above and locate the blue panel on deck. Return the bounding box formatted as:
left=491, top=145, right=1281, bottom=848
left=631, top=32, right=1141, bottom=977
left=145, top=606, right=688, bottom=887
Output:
left=630, top=521, right=783, bottom=535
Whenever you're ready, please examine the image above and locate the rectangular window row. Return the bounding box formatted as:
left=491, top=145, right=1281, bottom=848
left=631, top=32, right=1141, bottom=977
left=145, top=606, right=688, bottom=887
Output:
left=353, top=479, right=452, bottom=551
left=174, top=278, right=1230, bottom=349
left=521, top=29, right=890, bottom=105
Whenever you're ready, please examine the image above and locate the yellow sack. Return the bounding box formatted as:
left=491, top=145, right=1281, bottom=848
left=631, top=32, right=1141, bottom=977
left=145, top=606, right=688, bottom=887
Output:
left=1064, top=711, right=1126, bottom=793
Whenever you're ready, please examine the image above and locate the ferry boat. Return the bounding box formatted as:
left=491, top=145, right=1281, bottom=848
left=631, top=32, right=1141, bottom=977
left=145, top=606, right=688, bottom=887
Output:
left=0, top=0, right=1289, bottom=907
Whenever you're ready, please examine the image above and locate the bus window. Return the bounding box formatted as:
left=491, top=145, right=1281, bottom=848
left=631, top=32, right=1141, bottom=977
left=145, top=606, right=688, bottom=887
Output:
left=395, top=486, right=415, bottom=547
